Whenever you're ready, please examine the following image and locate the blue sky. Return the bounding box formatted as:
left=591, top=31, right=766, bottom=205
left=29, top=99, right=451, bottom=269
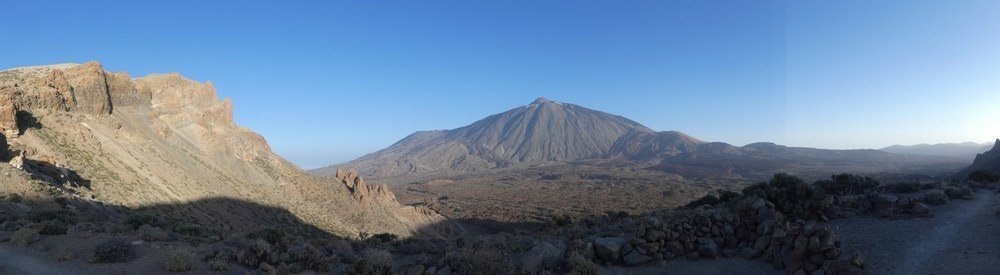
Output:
left=2, top=1, right=998, bottom=169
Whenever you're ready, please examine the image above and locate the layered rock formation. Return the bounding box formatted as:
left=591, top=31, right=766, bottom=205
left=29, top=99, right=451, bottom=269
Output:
left=0, top=62, right=443, bottom=238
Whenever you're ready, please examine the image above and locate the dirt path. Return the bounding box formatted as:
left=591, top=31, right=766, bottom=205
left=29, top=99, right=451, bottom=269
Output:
left=0, top=247, right=71, bottom=275
left=831, top=190, right=1000, bottom=274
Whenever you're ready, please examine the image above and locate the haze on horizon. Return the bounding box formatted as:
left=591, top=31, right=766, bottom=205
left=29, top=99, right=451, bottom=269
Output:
left=1, top=1, right=998, bottom=169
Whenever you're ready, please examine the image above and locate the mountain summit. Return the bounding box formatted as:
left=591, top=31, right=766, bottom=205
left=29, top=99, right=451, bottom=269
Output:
left=312, top=98, right=653, bottom=181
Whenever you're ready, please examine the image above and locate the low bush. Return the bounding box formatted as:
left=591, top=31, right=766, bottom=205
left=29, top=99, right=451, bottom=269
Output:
left=124, top=214, right=158, bottom=230
left=742, top=173, right=830, bottom=219
left=567, top=251, right=598, bottom=275
left=91, top=238, right=136, bottom=263
left=368, top=233, right=398, bottom=243
left=7, top=193, right=23, bottom=203
left=944, top=186, right=973, bottom=200
left=445, top=248, right=512, bottom=275
left=173, top=223, right=206, bottom=237
left=140, top=225, right=173, bottom=241
left=237, top=239, right=271, bottom=267
left=12, top=228, right=40, bottom=246
left=351, top=248, right=393, bottom=275
left=39, top=221, right=68, bottom=235
left=924, top=190, right=948, bottom=205
left=815, top=174, right=880, bottom=195
left=32, top=209, right=76, bottom=225
left=163, top=251, right=195, bottom=272
left=881, top=182, right=922, bottom=194
left=968, top=169, right=1000, bottom=183
left=209, top=259, right=229, bottom=271
left=247, top=228, right=284, bottom=244
left=55, top=249, right=77, bottom=261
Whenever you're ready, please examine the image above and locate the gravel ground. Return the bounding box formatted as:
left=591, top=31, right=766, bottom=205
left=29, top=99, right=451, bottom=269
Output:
left=830, top=189, right=1000, bottom=275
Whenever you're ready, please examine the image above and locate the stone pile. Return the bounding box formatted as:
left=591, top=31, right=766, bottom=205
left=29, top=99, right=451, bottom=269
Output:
left=588, top=196, right=862, bottom=274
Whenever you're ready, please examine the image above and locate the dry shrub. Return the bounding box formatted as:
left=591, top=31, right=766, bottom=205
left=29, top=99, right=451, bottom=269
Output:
left=91, top=238, right=136, bottom=263
left=445, top=247, right=512, bottom=275
left=163, top=251, right=195, bottom=272
left=351, top=248, right=393, bottom=275
left=567, top=252, right=598, bottom=275
left=743, top=173, right=830, bottom=219
left=13, top=228, right=40, bottom=246
left=924, top=190, right=948, bottom=205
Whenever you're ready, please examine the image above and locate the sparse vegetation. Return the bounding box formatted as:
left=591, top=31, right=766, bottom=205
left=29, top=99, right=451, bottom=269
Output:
left=125, top=214, right=158, bottom=230
left=445, top=248, right=512, bottom=275
left=815, top=173, right=880, bottom=195
left=924, top=190, right=949, bottom=205
left=968, top=169, right=1000, bottom=183
left=351, top=248, right=393, bottom=275
left=12, top=228, right=41, bottom=246
left=39, top=220, right=68, bottom=235
left=881, top=182, right=923, bottom=194
left=742, top=173, right=830, bottom=219
left=567, top=252, right=598, bottom=275
left=247, top=228, right=284, bottom=244
left=90, top=238, right=136, bottom=263
left=163, top=251, right=196, bottom=272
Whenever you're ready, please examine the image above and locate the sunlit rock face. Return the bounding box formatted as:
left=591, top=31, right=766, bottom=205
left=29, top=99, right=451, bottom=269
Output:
left=0, top=62, right=445, bottom=238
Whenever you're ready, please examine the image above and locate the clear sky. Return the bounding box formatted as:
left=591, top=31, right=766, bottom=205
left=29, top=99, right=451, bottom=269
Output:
left=2, top=1, right=998, bottom=169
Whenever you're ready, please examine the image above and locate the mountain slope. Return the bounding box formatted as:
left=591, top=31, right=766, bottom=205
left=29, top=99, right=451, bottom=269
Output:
left=604, top=131, right=969, bottom=179
left=881, top=142, right=992, bottom=159
left=954, top=139, right=1000, bottom=179
left=312, top=97, right=652, bottom=181
left=0, top=62, right=442, bottom=238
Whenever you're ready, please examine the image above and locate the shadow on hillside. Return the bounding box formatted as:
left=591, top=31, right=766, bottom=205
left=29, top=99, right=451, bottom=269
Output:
left=0, top=133, right=8, bottom=161
left=15, top=110, right=42, bottom=133
left=131, top=197, right=336, bottom=239
left=23, top=158, right=92, bottom=189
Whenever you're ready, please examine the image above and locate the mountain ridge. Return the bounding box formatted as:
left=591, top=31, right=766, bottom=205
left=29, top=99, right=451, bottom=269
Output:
left=314, top=98, right=969, bottom=182
left=312, top=97, right=653, bottom=180
left=0, top=62, right=443, bottom=238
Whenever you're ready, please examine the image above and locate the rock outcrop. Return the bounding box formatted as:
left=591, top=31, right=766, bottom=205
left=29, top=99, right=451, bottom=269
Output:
left=0, top=62, right=445, bottom=239
left=0, top=93, right=17, bottom=136
left=334, top=168, right=398, bottom=205
left=62, top=61, right=114, bottom=115
left=954, top=139, right=1000, bottom=180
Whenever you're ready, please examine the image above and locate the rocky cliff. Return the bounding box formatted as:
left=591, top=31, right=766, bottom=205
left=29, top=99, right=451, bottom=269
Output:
left=954, top=139, right=1000, bottom=179
left=0, top=62, right=443, bottom=238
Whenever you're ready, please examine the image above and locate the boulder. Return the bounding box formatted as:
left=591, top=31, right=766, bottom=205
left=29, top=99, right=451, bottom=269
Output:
left=623, top=250, right=651, bottom=266
left=594, top=237, right=628, bottom=263
left=516, top=242, right=562, bottom=272
left=911, top=203, right=930, bottom=216
left=696, top=237, right=718, bottom=259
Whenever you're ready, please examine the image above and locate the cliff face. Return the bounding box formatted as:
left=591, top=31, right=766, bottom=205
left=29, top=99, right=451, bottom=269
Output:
left=954, top=139, right=1000, bottom=180
left=0, top=62, right=443, bottom=238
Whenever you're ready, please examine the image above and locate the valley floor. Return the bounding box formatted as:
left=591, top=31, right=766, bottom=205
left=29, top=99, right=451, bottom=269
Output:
left=2, top=189, right=998, bottom=274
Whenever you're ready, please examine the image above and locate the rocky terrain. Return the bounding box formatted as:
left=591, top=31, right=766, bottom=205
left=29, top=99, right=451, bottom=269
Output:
left=0, top=62, right=443, bottom=238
